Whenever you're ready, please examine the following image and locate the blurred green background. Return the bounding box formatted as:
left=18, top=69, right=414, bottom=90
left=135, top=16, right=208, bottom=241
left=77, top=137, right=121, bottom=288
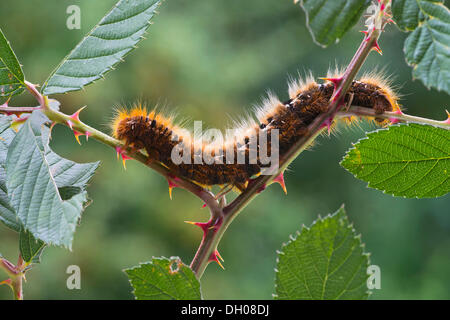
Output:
left=1, top=0, right=449, bottom=300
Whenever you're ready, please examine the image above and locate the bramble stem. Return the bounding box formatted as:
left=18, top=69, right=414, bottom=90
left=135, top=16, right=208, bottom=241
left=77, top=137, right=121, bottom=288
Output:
left=338, top=106, right=450, bottom=129
left=0, top=106, right=41, bottom=114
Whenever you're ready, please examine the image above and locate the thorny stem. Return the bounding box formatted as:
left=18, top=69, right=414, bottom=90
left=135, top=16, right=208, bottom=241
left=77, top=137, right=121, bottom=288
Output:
left=338, top=106, right=450, bottom=129
left=0, top=105, right=40, bottom=114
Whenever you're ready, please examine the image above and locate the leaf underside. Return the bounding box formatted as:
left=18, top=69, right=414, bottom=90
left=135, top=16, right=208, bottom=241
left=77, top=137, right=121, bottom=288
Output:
left=42, top=0, right=161, bottom=95
left=274, top=207, right=370, bottom=300
left=0, top=112, right=99, bottom=249
left=393, top=0, right=450, bottom=93
left=0, top=116, right=20, bottom=231
left=341, top=124, right=450, bottom=198
left=298, top=0, right=371, bottom=47
left=125, top=257, right=202, bottom=300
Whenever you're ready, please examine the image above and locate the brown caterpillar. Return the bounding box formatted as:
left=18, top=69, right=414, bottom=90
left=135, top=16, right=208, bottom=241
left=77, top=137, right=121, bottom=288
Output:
left=112, top=72, right=400, bottom=192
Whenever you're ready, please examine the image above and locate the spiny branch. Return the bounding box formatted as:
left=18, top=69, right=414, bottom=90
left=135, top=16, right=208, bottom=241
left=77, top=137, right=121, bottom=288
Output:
left=338, top=106, right=450, bottom=129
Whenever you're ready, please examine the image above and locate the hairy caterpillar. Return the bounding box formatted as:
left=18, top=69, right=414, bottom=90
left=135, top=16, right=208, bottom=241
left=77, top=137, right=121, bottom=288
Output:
left=111, top=72, right=400, bottom=192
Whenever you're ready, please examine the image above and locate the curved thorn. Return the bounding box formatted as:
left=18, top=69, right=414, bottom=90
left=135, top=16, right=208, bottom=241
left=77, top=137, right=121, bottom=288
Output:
left=319, top=77, right=342, bottom=86
left=209, top=250, right=225, bottom=270
left=272, top=171, right=287, bottom=195
left=73, top=131, right=83, bottom=145
left=115, top=146, right=122, bottom=160
left=167, top=178, right=179, bottom=200
left=69, top=106, right=87, bottom=122
left=372, top=41, right=383, bottom=55
left=0, top=278, right=12, bottom=289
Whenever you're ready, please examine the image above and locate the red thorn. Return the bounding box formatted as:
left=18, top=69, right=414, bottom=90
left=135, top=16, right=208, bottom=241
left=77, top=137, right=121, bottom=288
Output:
left=67, top=120, right=74, bottom=130
left=380, top=3, right=385, bottom=11
left=202, top=203, right=207, bottom=208
left=185, top=216, right=222, bottom=239
left=0, top=278, right=12, bottom=288
left=115, top=146, right=122, bottom=160
left=184, top=220, right=210, bottom=235
left=121, top=154, right=132, bottom=170
left=122, top=154, right=133, bottom=161
left=319, top=77, right=342, bottom=86
left=69, top=106, right=86, bottom=122
left=71, top=129, right=91, bottom=145
left=372, top=41, right=383, bottom=55
left=360, top=30, right=369, bottom=40
left=272, top=171, right=287, bottom=195
left=215, top=250, right=224, bottom=262
left=167, top=177, right=179, bottom=200
left=115, top=146, right=132, bottom=169
left=73, top=130, right=83, bottom=145
left=209, top=250, right=225, bottom=270
left=360, top=30, right=369, bottom=42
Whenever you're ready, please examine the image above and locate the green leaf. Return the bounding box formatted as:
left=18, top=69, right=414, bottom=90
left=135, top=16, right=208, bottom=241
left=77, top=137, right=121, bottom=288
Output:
left=47, top=150, right=98, bottom=189
left=19, top=229, right=45, bottom=264
left=297, top=0, right=371, bottom=47
left=393, top=0, right=442, bottom=31
left=274, top=206, right=370, bottom=300
left=393, top=0, right=450, bottom=93
left=5, top=112, right=98, bottom=248
left=0, top=113, right=98, bottom=240
left=42, top=0, right=161, bottom=95
left=125, top=257, right=202, bottom=300
left=341, top=124, right=450, bottom=198
left=0, top=28, right=25, bottom=103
